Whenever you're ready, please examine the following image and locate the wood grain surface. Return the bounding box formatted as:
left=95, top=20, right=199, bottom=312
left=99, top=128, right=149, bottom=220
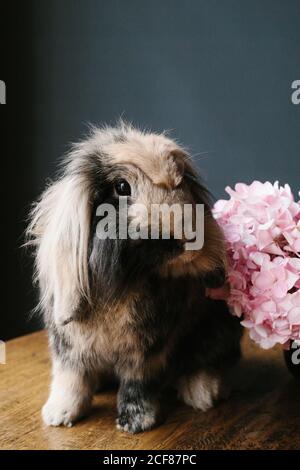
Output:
left=0, top=330, right=300, bottom=450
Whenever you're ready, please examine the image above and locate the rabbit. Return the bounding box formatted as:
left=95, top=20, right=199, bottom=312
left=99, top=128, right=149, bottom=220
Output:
left=26, top=122, right=242, bottom=434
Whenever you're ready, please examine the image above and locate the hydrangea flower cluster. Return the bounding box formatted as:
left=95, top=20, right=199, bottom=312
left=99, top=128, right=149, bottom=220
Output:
left=213, top=181, right=300, bottom=349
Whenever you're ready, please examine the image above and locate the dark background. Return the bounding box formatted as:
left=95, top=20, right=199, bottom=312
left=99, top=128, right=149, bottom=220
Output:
left=2, top=0, right=300, bottom=340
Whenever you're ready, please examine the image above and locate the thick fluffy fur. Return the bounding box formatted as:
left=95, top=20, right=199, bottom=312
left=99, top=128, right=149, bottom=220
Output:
left=27, top=122, right=242, bottom=433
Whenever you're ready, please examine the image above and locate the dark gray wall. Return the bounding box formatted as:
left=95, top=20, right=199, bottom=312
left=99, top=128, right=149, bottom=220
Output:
left=4, top=0, right=300, bottom=339
left=31, top=0, right=300, bottom=194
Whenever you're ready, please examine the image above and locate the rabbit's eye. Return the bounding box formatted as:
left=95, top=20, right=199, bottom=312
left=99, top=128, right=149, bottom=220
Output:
left=114, top=179, right=131, bottom=196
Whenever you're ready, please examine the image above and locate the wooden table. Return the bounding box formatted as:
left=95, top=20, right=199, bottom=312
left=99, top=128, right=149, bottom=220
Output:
left=0, top=330, right=300, bottom=450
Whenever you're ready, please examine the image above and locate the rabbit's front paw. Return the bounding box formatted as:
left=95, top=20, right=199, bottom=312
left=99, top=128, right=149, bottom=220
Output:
left=116, top=402, right=156, bottom=434
left=42, top=395, right=90, bottom=427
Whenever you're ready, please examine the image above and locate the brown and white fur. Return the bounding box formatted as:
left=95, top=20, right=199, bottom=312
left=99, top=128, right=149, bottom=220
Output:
left=27, top=122, right=242, bottom=433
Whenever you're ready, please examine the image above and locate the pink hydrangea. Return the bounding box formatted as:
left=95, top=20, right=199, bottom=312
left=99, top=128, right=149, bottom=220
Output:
left=213, top=181, right=300, bottom=349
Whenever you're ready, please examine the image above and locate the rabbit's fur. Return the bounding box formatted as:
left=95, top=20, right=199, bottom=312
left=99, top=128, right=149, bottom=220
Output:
left=27, top=123, right=242, bottom=433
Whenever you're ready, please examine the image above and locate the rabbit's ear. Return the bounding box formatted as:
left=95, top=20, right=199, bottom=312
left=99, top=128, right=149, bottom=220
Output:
left=27, top=174, right=92, bottom=326
left=194, top=211, right=227, bottom=287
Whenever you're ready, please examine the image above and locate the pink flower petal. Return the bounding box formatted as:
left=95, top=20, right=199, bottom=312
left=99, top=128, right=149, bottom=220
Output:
left=288, top=307, right=300, bottom=325
left=213, top=180, right=300, bottom=349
